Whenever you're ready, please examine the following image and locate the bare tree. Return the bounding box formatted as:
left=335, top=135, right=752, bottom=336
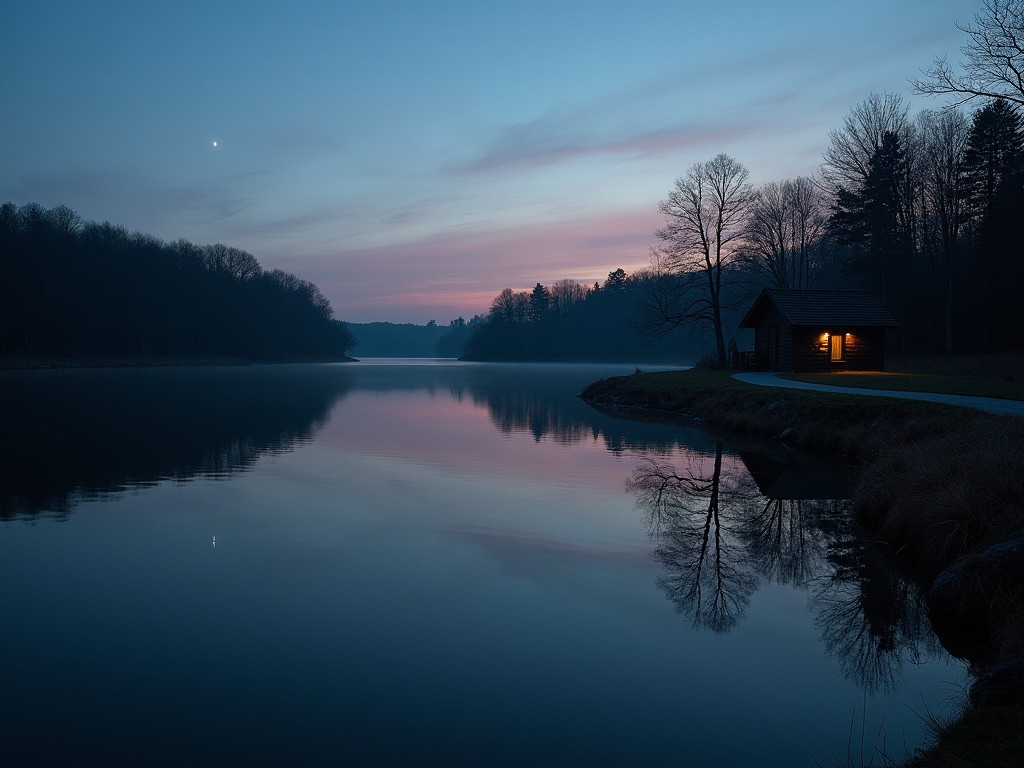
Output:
left=202, top=243, right=261, bottom=281
left=743, top=176, right=828, bottom=288
left=821, top=93, right=910, bottom=195
left=488, top=287, right=530, bottom=325
left=913, top=0, right=1024, bottom=107
left=47, top=203, right=82, bottom=234
left=651, top=153, right=753, bottom=367
left=917, top=108, right=971, bottom=352
left=548, top=278, right=587, bottom=315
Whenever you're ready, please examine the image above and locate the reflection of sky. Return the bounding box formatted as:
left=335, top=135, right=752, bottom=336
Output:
left=280, top=388, right=653, bottom=561
left=0, top=0, right=980, bottom=322
left=0, top=365, right=966, bottom=765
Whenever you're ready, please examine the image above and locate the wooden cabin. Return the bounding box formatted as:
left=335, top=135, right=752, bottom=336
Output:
left=738, top=289, right=898, bottom=372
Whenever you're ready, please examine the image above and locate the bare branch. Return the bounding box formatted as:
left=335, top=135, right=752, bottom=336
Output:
left=912, top=0, right=1024, bottom=106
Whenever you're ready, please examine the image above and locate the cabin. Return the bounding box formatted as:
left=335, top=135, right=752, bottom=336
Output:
left=737, top=289, right=898, bottom=372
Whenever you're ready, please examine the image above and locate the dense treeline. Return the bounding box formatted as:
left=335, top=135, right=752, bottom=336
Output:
left=469, top=85, right=1024, bottom=365
left=0, top=202, right=356, bottom=361
left=466, top=101, right=1024, bottom=366
left=824, top=96, right=1024, bottom=357
left=461, top=269, right=702, bottom=362
left=347, top=321, right=451, bottom=357
left=649, top=95, right=1024, bottom=366
left=649, top=2, right=1024, bottom=366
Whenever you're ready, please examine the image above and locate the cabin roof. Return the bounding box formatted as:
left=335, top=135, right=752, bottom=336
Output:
left=738, top=288, right=899, bottom=328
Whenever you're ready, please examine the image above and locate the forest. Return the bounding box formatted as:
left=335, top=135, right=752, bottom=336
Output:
left=0, top=202, right=356, bottom=361
left=461, top=91, right=1023, bottom=365
left=457, top=270, right=710, bottom=361
left=466, top=2, right=1024, bottom=365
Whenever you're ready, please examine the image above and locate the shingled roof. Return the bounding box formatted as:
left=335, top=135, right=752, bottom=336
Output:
left=738, top=289, right=898, bottom=328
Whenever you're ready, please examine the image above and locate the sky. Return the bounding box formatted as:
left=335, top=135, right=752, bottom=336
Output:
left=1, top=0, right=982, bottom=323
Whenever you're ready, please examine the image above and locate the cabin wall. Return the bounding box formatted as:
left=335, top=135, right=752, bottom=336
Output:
left=792, top=326, right=887, bottom=371
left=752, top=308, right=792, bottom=370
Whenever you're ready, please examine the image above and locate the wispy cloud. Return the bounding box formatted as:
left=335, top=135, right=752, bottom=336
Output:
left=285, top=207, right=663, bottom=323
left=460, top=115, right=760, bottom=174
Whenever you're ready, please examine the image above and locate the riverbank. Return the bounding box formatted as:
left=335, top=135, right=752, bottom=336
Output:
left=581, top=368, right=1024, bottom=766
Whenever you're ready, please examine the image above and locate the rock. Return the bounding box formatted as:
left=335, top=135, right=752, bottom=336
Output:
left=969, top=654, right=1024, bottom=708
left=766, top=400, right=785, bottom=413
left=927, top=528, right=1024, bottom=658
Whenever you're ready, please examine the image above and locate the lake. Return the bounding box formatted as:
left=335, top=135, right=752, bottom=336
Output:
left=0, top=360, right=965, bottom=766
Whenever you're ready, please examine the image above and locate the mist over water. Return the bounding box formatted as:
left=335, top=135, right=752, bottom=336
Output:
left=0, top=362, right=965, bottom=766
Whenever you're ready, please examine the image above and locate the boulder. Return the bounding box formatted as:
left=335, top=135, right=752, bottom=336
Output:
left=927, top=528, right=1024, bottom=659
left=969, top=654, right=1024, bottom=708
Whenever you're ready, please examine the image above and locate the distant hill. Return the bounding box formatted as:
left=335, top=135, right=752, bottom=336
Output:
left=346, top=322, right=449, bottom=357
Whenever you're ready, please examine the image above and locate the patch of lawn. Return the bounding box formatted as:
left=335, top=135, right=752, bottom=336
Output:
left=778, top=371, right=1024, bottom=401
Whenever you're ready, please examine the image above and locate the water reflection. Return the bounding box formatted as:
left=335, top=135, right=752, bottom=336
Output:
left=629, top=447, right=760, bottom=632
left=628, top=446, right=942, bottom=693
left=0, top=361, right=945, bottom=695
left=1, top=363, right=697, bottom=521
left=0, top=362, right=961, bottom=764
left=0, top=365, right=352, bottom=520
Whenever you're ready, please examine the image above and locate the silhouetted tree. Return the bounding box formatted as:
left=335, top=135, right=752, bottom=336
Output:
left=917, top=108, right=971, bottom=353
left=961, top=99, right=1024, bottom=349
left=743, top=176, right=828, bottom=289
left=821, top=93, right=910, bottom=197
left=650, top=154, right=753, bottom=368
left=528, top=282, right=550, bottom=323
left=830, top=131, right=916, bottom=353
left=604, top=267, right=628, bottom=293
left=913, top=0, right=1024, bottom=107
left=462, top=271, right=694, bottom=361
left=549, top=278, right=587, bottom=315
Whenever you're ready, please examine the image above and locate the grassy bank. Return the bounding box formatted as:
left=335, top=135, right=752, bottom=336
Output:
left=582, top=369, right=981, bottom=460
left=581, top=367, right=1024, bottom=765
left=779, top=370, right=1024, bottom=401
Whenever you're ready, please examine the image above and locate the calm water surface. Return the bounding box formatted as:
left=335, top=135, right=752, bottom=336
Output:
left=0, top=361, right=966, bottom=766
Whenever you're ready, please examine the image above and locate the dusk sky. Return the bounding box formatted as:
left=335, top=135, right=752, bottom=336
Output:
left=1, top=0, right=980, bottom=323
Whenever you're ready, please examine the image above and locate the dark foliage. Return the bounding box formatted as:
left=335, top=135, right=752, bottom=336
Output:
left=461, top=269, right=699, bottom=362
left=827, top=99, right=1024, bottom=357
left=0, top=202, right=356, bottom=360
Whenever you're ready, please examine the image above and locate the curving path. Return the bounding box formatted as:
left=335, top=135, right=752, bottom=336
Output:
left=732, top=372, right=1024, bottom=416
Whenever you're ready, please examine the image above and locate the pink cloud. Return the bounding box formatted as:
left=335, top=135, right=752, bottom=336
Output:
left=280, top=207, right=665, bottom=323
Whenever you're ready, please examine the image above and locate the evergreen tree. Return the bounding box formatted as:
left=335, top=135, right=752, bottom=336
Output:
left=963, top=99, right=1024, bottom=350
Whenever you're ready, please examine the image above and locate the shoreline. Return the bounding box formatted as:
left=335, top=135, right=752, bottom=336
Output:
left=581, top=368, right=1024, bottom=766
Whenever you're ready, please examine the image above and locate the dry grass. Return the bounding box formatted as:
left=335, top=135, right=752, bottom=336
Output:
left=581, top=369, right=976, bottom=462
left=855, top=415, right=1024, bottom=574
left=893, top=353, right=1024, bottom=382
left=904, top=704, right=1024, bottom=767
left=779, top=370, right=1024, bottom=401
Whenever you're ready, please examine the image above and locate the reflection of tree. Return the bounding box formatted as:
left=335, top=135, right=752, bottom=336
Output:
left=629, top=446, right=758, bottom=632
left=0, top=365, right=351, bottom=520
left=629, top=447, right=946, bottom=692
left=740, top=499, right=829, bottom=587
left=810, top=509, right=939, bottom=694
